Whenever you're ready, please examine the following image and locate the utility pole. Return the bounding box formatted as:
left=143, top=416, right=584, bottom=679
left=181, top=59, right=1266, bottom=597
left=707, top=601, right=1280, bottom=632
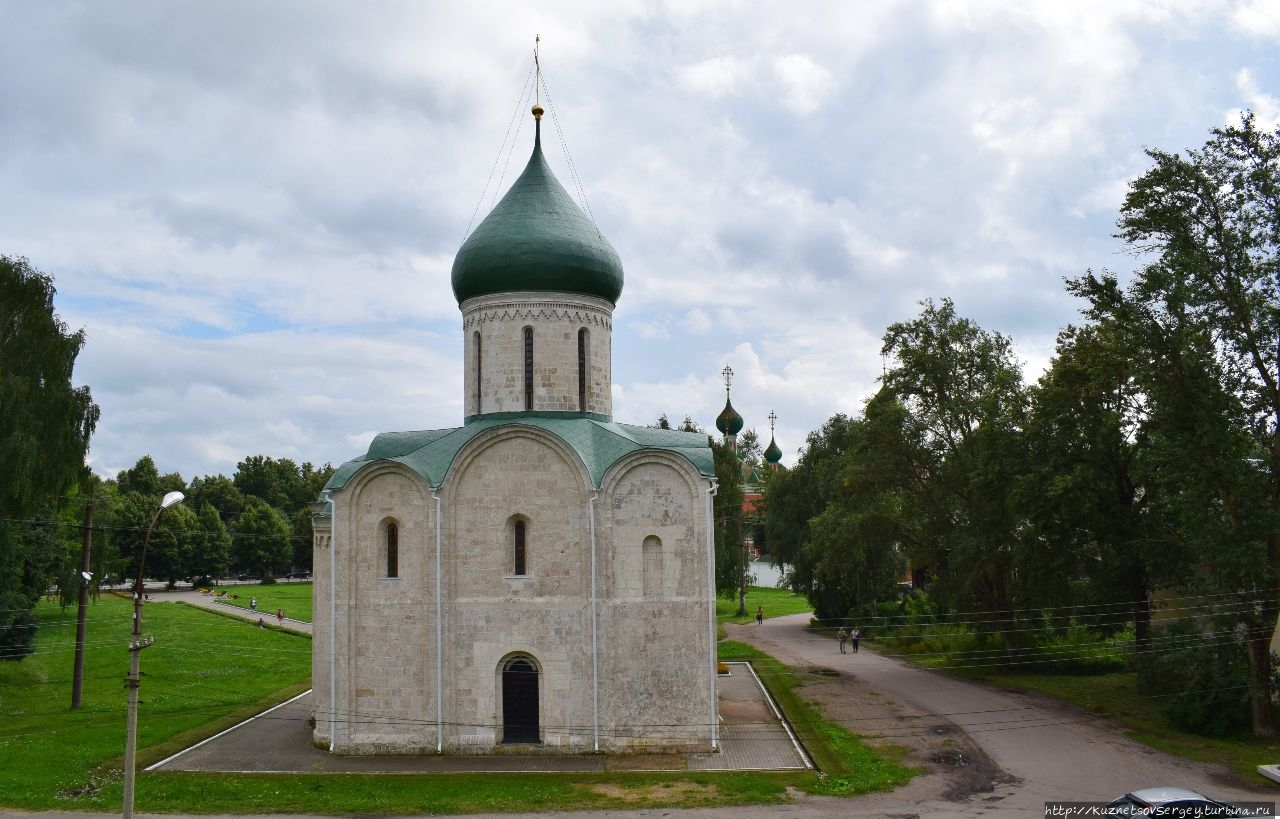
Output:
left=71, top=499, right=93, bottom=710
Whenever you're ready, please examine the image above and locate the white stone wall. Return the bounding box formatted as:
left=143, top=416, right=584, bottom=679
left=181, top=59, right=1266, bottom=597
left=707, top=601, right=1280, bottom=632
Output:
left=598, top=454, right=716, bottom=751
left=461, top=291, right=613, bottom=417
left=315, top=426, right=715, bottom=755
left=318, top=466, right=440, bottom=753
left=444, top=428, right=595, bottom=750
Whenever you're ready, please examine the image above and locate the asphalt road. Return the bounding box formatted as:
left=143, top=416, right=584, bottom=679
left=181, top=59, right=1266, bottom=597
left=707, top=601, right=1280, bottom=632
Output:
left=733, top=612, right=1279, bottom=817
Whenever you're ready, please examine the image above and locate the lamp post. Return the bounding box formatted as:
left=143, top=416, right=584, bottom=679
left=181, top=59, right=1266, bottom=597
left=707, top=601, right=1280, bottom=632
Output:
left=122, top=490, right=183, bottom=819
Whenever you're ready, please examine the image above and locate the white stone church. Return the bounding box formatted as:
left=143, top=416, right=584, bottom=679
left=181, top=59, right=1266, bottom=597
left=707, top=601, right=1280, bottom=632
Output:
left=311, top=102, right=719, bottom=755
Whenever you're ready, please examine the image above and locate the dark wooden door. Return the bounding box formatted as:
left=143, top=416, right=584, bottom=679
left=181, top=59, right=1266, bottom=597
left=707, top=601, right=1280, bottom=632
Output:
left=502, top=658, right=539, bottom=743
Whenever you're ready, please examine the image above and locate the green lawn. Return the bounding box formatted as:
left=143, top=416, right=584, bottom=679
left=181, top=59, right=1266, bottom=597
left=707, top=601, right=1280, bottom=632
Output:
left=212, top=581, right=313, bottom=622
left=0, top=595, right=311, bottom=810
left=0, top=586, right=919, bottom=814
left=718, top=586, right=812, bottom=624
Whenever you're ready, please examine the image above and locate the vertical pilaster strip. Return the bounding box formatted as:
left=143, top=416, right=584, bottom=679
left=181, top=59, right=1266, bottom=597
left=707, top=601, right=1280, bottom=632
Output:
left=433, top=488, right=443, bottom=753
left=589, top=491, right=600, bottom=751
left=705, top=480, right=719, bottom=750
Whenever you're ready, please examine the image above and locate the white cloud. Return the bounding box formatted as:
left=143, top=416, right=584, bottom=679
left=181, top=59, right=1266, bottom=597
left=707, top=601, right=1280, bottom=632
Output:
left=1230, top=68, right=1280, bottom=129
left=1231, top=0, right=1280, bottom=40
left=681, top=308, right=713, bottom=333
left=676, top=56, right=751, bottom=97
left=2, top=1, right=1269, bottom=479
left=628, top=320, right=670, bottom=341
left=771, top=54, right=834, bottom=115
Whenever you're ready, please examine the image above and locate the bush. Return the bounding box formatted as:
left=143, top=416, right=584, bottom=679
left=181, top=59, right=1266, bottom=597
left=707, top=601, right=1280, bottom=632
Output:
left=1137, top=620, right=1259, bottom=737
left=1018, top=619, right=1132, bottom=675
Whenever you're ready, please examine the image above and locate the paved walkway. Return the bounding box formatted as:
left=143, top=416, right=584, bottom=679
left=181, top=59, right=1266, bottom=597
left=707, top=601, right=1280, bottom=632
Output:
left=151, top=663, right=808, bottom=774
left=156, top=588, right=312, bottom=633
left=147, top=593, right=806, bottom=773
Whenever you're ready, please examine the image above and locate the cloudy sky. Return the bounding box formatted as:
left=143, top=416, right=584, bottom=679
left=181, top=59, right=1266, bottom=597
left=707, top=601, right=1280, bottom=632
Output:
left=3, top=1, right=1278, bottom=480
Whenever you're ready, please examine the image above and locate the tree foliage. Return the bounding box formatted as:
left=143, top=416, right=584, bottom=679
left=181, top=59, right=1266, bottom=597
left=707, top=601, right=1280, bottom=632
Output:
left=760, top=114, right=1280, bottom=736
left=0, top=256, right=99, bottom=659
left=1069, top=113, right=1280, bottom=735
left=233, top=498, right=293, bottom=581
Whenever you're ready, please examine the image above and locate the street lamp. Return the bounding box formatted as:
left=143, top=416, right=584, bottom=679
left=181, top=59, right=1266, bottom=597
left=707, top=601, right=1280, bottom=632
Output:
left=122, top=490, right=183, bottom=819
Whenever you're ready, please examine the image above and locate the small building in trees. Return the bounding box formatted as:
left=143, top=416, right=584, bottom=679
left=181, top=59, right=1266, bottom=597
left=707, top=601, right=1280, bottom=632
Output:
left=310, top=100, right=719, bottom=754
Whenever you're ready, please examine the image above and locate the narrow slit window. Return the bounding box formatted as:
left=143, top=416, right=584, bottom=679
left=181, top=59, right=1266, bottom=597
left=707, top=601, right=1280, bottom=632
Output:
left=386, top=523, right=399, bottom=578
left=523, top=327, right=533, bottom=411
left=578, top=328, right=588, bottom=412
left=474, top=330, right=482, bottom=414
left=514, top=519, right=527, bottom=576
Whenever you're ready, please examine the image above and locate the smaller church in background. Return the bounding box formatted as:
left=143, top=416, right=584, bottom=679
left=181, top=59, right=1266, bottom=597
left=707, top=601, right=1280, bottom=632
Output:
left=310, top=88, right=721, bottom=755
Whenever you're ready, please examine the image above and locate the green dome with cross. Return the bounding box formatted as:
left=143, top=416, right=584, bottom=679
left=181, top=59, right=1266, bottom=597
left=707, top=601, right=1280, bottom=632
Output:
left=451, top=114, right=625, bottom=306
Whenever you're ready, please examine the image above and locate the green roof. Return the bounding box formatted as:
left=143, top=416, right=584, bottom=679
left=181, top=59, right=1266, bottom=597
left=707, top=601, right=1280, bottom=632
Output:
left=451, top=123, right=624, bottom=305
left=325, top=413, right=714, bottom=493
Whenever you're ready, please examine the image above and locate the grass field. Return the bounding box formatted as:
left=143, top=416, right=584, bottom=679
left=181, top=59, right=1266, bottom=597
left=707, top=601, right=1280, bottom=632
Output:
left=717, top=586, right=811, bottom=624
left=208, top=582, right=799, bottom=629
left=0, top=590, right=915, bottom=815
left=211, top=581, right=313, bottom=622
left=0, top=595, right=311, bottom=811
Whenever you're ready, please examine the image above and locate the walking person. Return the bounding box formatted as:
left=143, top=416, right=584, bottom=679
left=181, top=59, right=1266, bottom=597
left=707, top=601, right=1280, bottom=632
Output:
left=755, top=605, right=764, bottom=625
left=836, top=627, right=847, bottom=654
left=250, top=597, right=257, bottom=612
left=851, top=627, right=861, bottom=653
left=276, top=608, right=285, bottom=625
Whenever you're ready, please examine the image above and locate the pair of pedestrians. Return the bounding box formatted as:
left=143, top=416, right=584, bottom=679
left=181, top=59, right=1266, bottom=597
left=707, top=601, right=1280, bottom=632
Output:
left=836, top=626, right=861, bottom=654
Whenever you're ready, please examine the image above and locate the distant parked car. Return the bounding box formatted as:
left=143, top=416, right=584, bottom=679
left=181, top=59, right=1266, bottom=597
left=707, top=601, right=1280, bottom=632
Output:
left=237, top=573, right=261, bottom=582
left=287, top=571, right=312, bottom=580
left=1107, top=787, right=1242, bottom=816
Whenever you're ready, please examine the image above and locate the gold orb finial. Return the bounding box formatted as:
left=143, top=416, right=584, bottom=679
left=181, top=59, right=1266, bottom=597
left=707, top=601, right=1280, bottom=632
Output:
left=532, top=103, right=544, bottom=120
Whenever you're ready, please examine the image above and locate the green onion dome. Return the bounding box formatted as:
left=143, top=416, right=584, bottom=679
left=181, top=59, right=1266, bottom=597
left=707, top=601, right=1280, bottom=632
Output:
left=451, top=120, right=625, bottom=305
left=715, top=397, right=744, bottom=437
left=764, top=434, right=782, bottom=464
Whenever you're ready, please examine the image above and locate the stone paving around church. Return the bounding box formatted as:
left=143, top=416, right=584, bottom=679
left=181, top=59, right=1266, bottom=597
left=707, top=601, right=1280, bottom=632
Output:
left=149, top=589, right=807, bottom=773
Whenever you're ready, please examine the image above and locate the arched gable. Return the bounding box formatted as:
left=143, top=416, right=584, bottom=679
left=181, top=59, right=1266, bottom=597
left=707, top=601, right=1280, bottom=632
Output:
left=600, top=450, right=711, bottom=601
left=442, top=424, right=594, bottom=598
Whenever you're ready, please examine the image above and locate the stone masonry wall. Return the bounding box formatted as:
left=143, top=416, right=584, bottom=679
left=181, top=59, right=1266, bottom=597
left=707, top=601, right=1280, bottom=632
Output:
left=443, top=429, right=594, bottom=749
left=461, top=291, right=613, bottom=417
left=319, top=466, right=439, bottom=753
left=315, top=428, right=714, bottom=754
left=597, top=455, right=715, bottom=751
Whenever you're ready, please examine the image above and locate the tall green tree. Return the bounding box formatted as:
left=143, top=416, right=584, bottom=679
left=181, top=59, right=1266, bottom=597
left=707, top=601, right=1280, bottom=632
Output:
left=1019, top=321, right=1187, bottom=682
left=186, top=474, right=246, bottom=523
left=763, top=414, right=863, bottom=611
left=190, top=501, right=232, bottom=583
left=881, top=298, right=1030, bottom=653
left=801, top=390, right=914, bottom=623
left=113, top=490, right=195, bottom=586
left=0, top=256, right=99, bottom=659
left=1070, top=113, right=1280, bottom=735
left=712, top=439, right=745, bottom=603
left=233, top=498, right=292, bottom=580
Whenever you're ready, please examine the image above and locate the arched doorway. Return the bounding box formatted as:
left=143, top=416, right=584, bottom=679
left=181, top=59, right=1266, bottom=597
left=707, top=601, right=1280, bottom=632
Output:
left=502, top=656, right=540, bottom=743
